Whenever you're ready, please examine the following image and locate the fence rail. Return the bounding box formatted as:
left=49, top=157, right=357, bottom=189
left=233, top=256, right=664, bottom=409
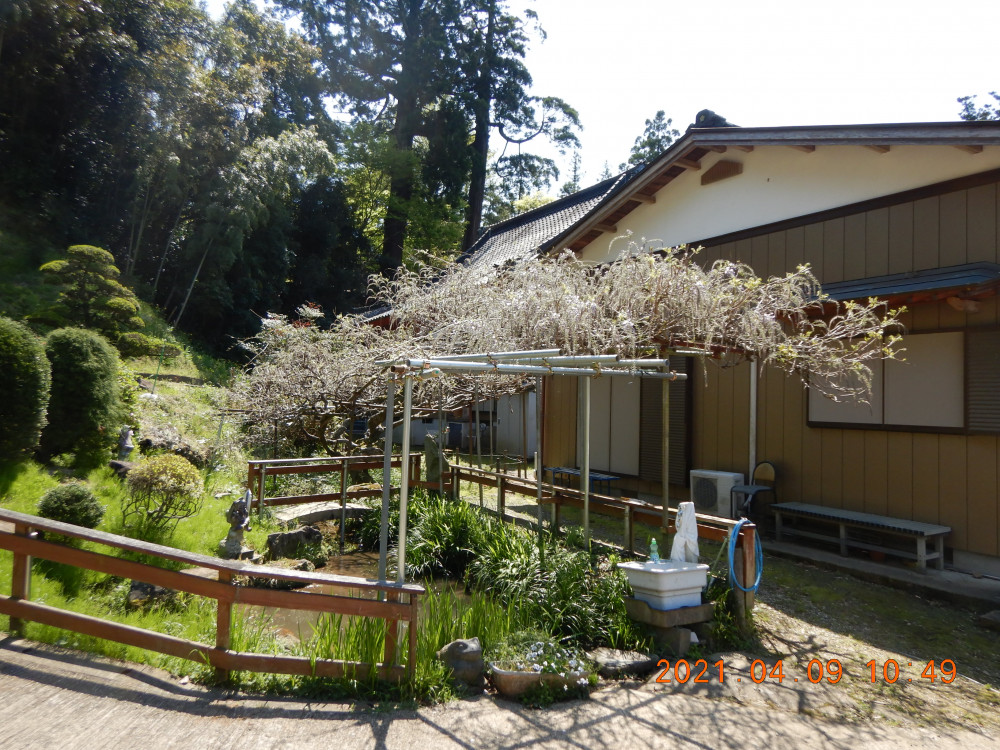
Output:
left=0, top=508, right=422, bottom=683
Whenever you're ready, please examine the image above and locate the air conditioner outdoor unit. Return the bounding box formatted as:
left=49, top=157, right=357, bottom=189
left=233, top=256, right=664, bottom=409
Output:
left=689, top=470, right=745, bottom=518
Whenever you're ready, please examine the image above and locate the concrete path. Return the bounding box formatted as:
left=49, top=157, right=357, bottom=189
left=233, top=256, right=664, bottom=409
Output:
left=2, top=637, right=997, bottom=750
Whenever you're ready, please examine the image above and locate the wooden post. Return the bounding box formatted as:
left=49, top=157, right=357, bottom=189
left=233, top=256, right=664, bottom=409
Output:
left=340, top=456, right=348, bottom=555
left=625, top=507, right=634, bottom=554
left=735, top=523, right=757, bottom=629
left=256, top=465, right=267, bottom=518
left=661, top=358, right=671, bottom=533
left=10, top=522, right=32, bottom=636
left=215, top=571, right=232, bottom=683
left=498, top=474, right=506, bottom=518
left=384, top=589, right=400, bottom=666
left=407, top=593, right=418, bottom=679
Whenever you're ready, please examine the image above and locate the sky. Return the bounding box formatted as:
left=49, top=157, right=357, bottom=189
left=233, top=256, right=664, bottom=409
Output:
left=205, top=0, right=1000, bottom=190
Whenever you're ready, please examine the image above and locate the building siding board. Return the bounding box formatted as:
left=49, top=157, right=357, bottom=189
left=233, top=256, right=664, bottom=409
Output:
left=888, top=202, right=914, bottom=274
left=804, top=223, right=824, bottom=279
left=940, top=190, right=968, bottom=265
left=843, top=213, right=868, bottom=280
left=966, top=436, right=998, bottom=556
left=768, top=232, right=786, bottom=280
left=913, top=196, right=940, bottom=271
left=841, top=430, right=867, bottom=510
left=912, top=433, right=940, bottom=524
left=732, top=361, right=751, bottom=477
left=939, top=435, right=968, bottom=549
left=782, top=376, right=805, bottom=505
left=886, top=433, right=914, bottom=521
left=863, top=431, right=889, bottom=516
left=865, top=208, right=890, bottom=277
left=785, top=226, right=805, bottom=270
left=967, top=183, right=997, bottom=263
left=821, top=430, right=845, bottom=508
left=823, top=218, right=845, bottom=282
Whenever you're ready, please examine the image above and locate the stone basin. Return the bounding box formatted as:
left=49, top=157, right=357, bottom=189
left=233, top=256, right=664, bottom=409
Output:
left=617, top=559, right=709, bottom=611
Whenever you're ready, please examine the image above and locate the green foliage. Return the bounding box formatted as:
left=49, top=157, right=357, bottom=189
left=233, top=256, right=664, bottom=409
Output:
left=40, top=246, right=142, bottom=340
left=123, top=454, right=204, bottom=534
left=620, top=110, right=681, bottom=170
left=37, top=482, right=105, bottom=529
left=958, top=92, right=1000, bottom=121
left=116, top=332, right=182, bottom=360
left=405, top=495, right=479, bottom=579
left=0, top=317, right=51, bottom=460
left=39, top=327, right=125, bottom=468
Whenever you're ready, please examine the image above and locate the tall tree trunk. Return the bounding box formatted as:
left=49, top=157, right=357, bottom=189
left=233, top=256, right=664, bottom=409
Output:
left=380, top=91, right=420, bottom=274
left=462, top=1, right=497, bottom=252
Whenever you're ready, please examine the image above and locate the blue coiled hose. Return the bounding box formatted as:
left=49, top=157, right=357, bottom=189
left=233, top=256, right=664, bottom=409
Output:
left=728, top=518, right=763, bottom=593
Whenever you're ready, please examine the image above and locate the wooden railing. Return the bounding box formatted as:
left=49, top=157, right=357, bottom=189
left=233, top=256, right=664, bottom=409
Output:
left=451, top=464, right=758, bottom=619
left=0, top=509, right=423, bottom=682
left=246, top=454, right=423, bottom=512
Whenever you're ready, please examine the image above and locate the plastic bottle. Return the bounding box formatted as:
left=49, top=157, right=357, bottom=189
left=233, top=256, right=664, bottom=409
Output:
left=649, top=537, right=660, bottom=563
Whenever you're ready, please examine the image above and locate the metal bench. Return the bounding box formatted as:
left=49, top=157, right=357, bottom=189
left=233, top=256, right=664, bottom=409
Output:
left=773, top=502, right=951, bottom=572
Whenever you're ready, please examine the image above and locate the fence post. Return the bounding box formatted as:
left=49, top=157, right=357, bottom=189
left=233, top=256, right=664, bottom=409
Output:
left=735, top=523, right=757, bottom=630
left=624, top=507, right=634, bottom=554
left=498, top=474, right=506, bottom=518
left=256, top=466, right=267, bottom=517
left=384, top=589, right=399, bottom=669
left=215, top=571, right=232, bottom=683
left=408, top=592, right=418, bottom=679
left=340, top=457, right=348, bottom=555
left=10, top=522, right=32, bottom=636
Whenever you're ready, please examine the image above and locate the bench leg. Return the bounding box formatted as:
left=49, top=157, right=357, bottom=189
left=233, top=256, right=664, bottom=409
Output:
left=934, top=536, right=945, bottom=571
left=839, top=523, right=847, bottom=556
left=775, top=511, right=783, bottom=541
left=916, top=537, right=927, bottom=572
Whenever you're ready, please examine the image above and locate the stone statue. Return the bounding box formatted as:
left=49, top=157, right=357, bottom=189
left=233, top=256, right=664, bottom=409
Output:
left=220, top=490, right=254, bottom=560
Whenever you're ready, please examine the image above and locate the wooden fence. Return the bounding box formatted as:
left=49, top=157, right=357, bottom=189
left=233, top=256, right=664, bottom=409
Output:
left=0, top=508, right=423, bottom=682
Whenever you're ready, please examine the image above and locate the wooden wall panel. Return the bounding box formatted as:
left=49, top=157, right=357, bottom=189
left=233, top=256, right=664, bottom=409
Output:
left=939, top=435, right=968, bottom=549
left=751, top=235, right=769, bottom=276
left=843, top=213, right=867, bottom=280
left=863, top=431, right=889, bottom=516
left=966, top=436, right=998, bottom=556
left=542, top=376, right=577, bottom=469
left=822, top=218, right=845, bottom=283
left=803, top=224, right=824, bottom=279
left=785, top=226, right=805, bottom=270
left=888, top=203, right=914, bottom=274
left=782, top=377, right=805, bottom=505
left=913, top=196, right=940, bottom=271
left=732, top=362, right=751, bottom=478
left=696, top=360, right=719, bottom=470
left=841, top=430, right=866, bottom=510
left=912, top=433, right=940, bottom=523
left=767, top=232, right=786, bottom=280
left=939, top=190, right=968, bottom=265
left=820, top=430, right=844, bottom=508
left=865, top=208, right=890, bottom=277
left=967, top=184, right=996, bottom=263
left=716, top=365, right=736, bottom=470
left=885, top=433, right=914, bottom=521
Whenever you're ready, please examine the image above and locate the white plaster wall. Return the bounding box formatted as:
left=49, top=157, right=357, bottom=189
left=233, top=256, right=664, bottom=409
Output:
left=579, top=145, right=1000, bottom=264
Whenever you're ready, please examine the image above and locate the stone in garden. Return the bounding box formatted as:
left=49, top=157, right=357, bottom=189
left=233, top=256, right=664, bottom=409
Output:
left=586, top=647, right=659, bottom=678
left=266, top=525, right=322, bottom=560
left=108, top=460, right=135, bottom=480
left=127, top=580, right=175, bottom=608
left=437, top=637, right=485, bottom=687
left=248, top=559, right=315, bottom=589
left=978, top=609, right=1000, bottom=631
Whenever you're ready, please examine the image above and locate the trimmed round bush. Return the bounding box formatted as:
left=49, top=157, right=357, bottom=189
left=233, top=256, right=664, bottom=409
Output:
left=124, top=454, right=203, bottom=532
left=39, top=327, right=124, bottom=467
left=38, top=482, right=105, bottom=529
left=116, top=332, right=182, bottom=360
left=0, top=317, right=51, bottom=459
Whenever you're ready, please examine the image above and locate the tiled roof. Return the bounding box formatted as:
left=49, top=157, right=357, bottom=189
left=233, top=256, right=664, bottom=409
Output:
left=822, top=262, right=1000, bottom=301
left=461, top=170, right=639, bottom=271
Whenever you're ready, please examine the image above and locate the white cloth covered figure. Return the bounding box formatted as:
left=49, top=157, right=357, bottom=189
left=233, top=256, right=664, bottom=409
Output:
left=670, top=501, right=700, bottom=563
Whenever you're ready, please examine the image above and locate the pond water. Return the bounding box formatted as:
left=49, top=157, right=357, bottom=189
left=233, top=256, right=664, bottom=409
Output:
left=239, top=550, right=466, bottom=643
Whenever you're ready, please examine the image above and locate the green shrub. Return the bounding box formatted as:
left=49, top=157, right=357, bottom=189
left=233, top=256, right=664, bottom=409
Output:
left=0, top=317, right=51, bottom=459
left=123, top=453, right=203, bottom=532
left=37, top=482, right=105, bottom=529
left=116, top=332, right=182, bottom=360
left=39, top=327, right=125, bottom=467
